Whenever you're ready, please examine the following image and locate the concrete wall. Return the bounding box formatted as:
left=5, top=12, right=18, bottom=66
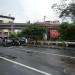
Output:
left=0, top=17, right=14, bottom=23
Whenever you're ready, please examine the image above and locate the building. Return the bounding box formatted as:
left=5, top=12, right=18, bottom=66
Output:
left=37, top=21, right=61, bottom=40
left=0, top=15, right=61, bottom=40
left=44, top=21, right=61, bottom=40
left=0, top=15, right=29, bottom=38
left=0, top=15, right=15, bottom=23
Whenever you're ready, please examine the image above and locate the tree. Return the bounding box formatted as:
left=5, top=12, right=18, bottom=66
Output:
left=9, top=32, right=17, bottom=38
left=52, top=0, right=75, bottom=22
left=19, top=23, right=47, bottom=42
left=58, top=22, right=75, bottom=41
left=58, top=22, right=69, bottom=40
left=60, top=3, right=75, bottom=22
left=52, top=0, right=69, bottom=19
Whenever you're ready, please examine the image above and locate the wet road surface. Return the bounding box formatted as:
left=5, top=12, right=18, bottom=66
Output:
left=0, top=46, right=75, bottom=75
left=0, top=58, right=44, bottom=75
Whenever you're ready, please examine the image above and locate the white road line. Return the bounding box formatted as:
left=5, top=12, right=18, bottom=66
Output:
left=0, top=56, right=51, bottom=75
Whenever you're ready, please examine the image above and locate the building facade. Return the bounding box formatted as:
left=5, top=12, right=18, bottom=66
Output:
left=0, top=15, right=29, bottom=38
left=37, top=21, right=61, bottom=40
left=0, top=15, right=61, bottom=40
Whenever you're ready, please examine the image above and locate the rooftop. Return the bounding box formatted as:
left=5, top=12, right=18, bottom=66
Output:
left=0, top=15, right=15, bottom=20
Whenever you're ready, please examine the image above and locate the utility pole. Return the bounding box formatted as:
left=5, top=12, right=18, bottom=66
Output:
left=11, top=23, right=14, bottom=33
left=44, top=16, right=46, bottom=22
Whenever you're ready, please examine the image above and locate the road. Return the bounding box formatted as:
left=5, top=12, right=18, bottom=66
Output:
left=0, top=46, right=75, bottom=75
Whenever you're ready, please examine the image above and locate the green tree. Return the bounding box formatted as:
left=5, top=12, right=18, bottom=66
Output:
left=19, top=23, right=47, bottom=42
left=9, top=32, right=17, bottom=38
left=59, top=22, right=75, bottom=41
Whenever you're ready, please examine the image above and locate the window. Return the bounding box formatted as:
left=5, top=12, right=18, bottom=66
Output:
left=0, top=20, right=3, bottom=23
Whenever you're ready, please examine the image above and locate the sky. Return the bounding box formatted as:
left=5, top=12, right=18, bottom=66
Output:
left=0, top=0, right=62, bottom=23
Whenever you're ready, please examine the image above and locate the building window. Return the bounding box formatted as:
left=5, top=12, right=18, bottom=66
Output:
left=4, top=32, right=8, bottom=36
left=9, top=21, right=13, bottom=23
left=0, top=20, right=3, bottom=23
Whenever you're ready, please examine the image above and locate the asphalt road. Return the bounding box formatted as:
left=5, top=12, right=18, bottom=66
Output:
left=0, top=46, right=75, bottom=75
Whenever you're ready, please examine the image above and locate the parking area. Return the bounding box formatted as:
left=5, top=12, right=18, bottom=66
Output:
left=0, top=46, right=75, bottom=75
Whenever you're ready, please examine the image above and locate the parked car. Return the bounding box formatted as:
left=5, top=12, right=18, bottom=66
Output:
left=2, top=39, right=13, bottom=47
left=1, top=37, right=28, bottom=47
left=18, top=37, right=28, bottom=46
left=12, top=38, right=20, bottom=46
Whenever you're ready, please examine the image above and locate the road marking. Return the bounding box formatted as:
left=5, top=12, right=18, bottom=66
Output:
left=0, top=56, right=52, bottom=75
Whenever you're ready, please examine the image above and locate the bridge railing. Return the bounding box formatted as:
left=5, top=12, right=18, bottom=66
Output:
left=28, top=41, right=75, bottom=48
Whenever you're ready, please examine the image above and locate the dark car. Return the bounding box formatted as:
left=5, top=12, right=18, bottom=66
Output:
left=12, top=38, right=20, bottom=46
left=2, top=39, right=13, bottom=47
left=19, top=37, right=27, bottom=46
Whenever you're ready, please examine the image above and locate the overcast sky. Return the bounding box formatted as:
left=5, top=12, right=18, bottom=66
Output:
left=0, top=0, right=61, bottom=23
